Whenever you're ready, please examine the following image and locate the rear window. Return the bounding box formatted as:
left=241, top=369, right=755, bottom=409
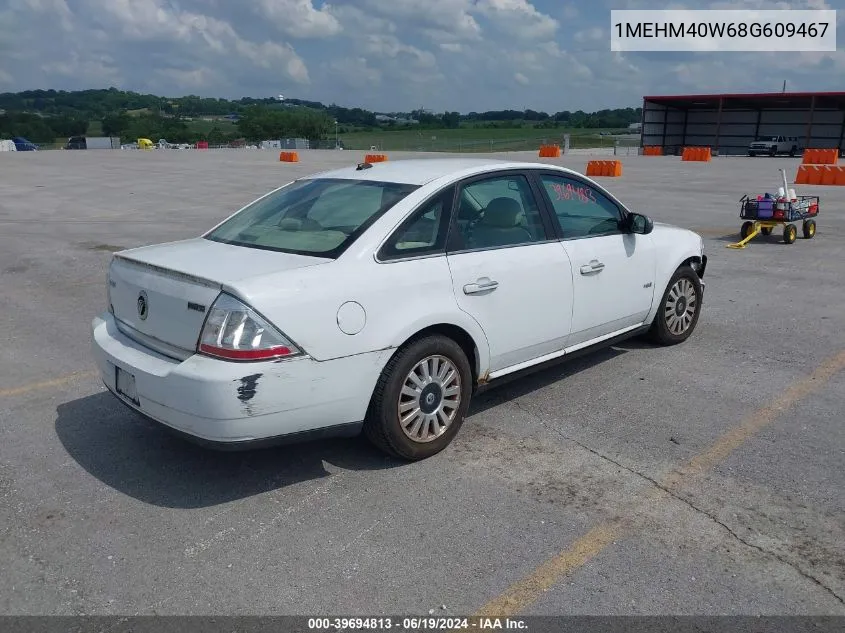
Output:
left=204, top=178, right=419, bottom=257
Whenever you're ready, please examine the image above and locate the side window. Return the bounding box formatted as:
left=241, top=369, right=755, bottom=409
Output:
left=538, top=175, right=623, bottom=239
left=379, top=188, right=453, bottom=259
left=452, top=174, right=547, bottom=251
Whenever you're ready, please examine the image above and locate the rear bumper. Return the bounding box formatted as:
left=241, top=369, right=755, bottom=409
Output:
left=91, top=313, right=387, bottom=446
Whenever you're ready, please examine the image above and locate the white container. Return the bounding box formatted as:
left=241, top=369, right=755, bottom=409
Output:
left=788, top=188, right=796, bottom=200
left=777, top=186, right=786, bottom=198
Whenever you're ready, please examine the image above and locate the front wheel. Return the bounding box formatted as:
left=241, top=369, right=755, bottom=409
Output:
left=646, top=266, right=703, bottom=345
left=784, top=223, right=797, bottom=244
left=364, top=335, right=473, bottom=460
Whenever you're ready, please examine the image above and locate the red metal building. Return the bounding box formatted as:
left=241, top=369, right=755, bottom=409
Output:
left=641, top=91, right=845, bottom=156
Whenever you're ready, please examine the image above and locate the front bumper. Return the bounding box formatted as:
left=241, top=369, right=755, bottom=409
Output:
left=91, top=313, right=386, bottom=445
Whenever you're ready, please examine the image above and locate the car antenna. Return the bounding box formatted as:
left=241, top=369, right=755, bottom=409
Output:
left=356, top=162, right=373, bottom=170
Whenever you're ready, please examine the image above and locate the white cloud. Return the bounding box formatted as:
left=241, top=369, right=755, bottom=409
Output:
left=81, top=0, right=311, bottom=83
left=363, top=34, right=437, bottom=69
left=153, top=67, right=217, bottom=89
left=2, top=0, right=845, bottom=115
left=327, top=57, right=381, bottom=87
left=363, top=0, right=482, bottom=41
left=440, top=42, right=464, bottom=53
left=475, top=0, right=559, bottom=40
left=253, top=0, right=341, bottom=38
left=40, top=52, right=121, bottom=84
left=13, top=0, right=73, bottom=30
left=575, top=27, right=604, bottom=43
left=328, top=5, right=396, bottom=36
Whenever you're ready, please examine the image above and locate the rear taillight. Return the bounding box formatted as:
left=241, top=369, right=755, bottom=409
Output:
left=106, top=269, right=114, bottom=314
left=197, top=293, right=302, bottom=361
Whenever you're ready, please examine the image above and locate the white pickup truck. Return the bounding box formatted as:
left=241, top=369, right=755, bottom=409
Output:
left=747, top=135, right=801, bottom=157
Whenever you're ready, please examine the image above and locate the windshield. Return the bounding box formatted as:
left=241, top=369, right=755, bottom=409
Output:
left=204, top=178, right=419, bottom=257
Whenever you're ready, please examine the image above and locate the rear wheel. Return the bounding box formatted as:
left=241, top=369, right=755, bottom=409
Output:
left=364, top=335, right=472, bottom=460
left=803, top=219, right=816, bottom=239
left=760, top=227, right=772, bottom=236
left=646, top=266, right=703, bottom=346
left=740, top=221, right=755, bottom=240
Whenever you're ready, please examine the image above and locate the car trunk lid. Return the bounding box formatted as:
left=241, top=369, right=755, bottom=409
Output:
left=109, top=238, right=329, bottom=352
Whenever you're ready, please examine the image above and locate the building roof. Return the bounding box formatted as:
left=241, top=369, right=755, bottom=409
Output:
left=643, top=91, right=845, bottom=110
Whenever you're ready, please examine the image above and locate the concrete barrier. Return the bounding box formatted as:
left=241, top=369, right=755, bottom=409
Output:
left=802, top=148, right=838, bottom=165
left=681, top=147, right=712, bottom=161
left=585, top=160, right=623, bottom=177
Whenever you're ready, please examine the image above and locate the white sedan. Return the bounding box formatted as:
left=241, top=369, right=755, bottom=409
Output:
left=91, top=158, right=707, bottom=460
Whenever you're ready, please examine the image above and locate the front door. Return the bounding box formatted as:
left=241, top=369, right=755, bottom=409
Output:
left=534, top=172, right=657, bottom=346
left=446, top=172, right=574, bottom=373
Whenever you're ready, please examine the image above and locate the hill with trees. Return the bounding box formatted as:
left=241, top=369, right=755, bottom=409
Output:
left=0, top=88, right=641, bottom=146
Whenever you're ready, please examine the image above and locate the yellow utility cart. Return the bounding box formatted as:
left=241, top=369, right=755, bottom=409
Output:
left=728, top=195, right=819, bottom=249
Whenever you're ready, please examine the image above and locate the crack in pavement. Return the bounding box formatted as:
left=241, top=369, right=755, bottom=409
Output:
left=510, top=399, right=845, bottom=607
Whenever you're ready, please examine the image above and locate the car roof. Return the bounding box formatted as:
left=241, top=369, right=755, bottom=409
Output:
left=304, top=157, right=571, bottom=186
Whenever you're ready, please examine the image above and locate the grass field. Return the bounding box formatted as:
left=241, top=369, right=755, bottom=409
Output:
left=77, top=118, right=636, bottom=152
left=338, top=126, right=633, bottom=152
left=183, top=118, right=240, bottom=134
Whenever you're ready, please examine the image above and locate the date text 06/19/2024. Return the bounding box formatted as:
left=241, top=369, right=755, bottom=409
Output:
left=307, top=617, right=528, bottom=630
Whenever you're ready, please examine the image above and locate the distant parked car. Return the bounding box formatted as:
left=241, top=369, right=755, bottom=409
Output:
left=91, top=158, right=707, bottom=460
left=12, top=137, right=38, bottom=151
left=65, top=135, right=87, bottom=150
left=748, top=135, right=801, bottom=157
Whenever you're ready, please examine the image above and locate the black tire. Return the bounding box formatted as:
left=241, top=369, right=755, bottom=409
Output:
left=760, top=227, right=772, bottom=236
left=646, top=265, right=703, bottom=346
left=740, top=221, right=754, bottom=240
left=363, top=335, right=473, bottom=461
left=802, top=219, right=816, bottom=239
left=769, top=147, right=777, bottom=157
left=789, top=146, right=797, bottom=157
left=783, top=224, right=797, bottom=244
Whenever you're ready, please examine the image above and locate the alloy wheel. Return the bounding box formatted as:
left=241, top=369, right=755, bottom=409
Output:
left=397, top=355, right=462, bottom=443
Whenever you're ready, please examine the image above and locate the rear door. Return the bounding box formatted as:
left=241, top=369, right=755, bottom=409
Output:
left=533, top=171, right=657, bottom=346
left=445, top=171, right=574, bottom=373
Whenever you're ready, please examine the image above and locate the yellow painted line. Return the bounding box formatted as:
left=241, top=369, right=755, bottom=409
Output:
left=662, top=349, right=845, bottom=490
left=475, top=349, right=845, bottom=617
left=474, top=521, right=623, bottom=617
left=0, top=370, right=98, bottom=398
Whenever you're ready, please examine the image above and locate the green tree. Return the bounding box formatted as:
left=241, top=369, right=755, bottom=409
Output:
left=102, top=113, right=130, bottom=136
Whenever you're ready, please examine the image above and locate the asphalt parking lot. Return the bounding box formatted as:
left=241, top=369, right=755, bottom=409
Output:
left=0, top=148, right=843, bottom=616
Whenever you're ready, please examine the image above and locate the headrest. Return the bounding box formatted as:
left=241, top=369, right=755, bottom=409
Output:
left=278, top=217, right=321, bottom=231
left=480, top=197, right=522, bottom=227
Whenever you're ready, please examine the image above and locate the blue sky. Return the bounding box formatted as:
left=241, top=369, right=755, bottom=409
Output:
left=0, top=0, right=843, bottom=112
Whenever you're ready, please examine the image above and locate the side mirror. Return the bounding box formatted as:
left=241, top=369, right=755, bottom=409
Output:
left=626, top=213, right=653, bottom=235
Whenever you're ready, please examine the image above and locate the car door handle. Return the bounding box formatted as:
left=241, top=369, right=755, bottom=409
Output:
left=463, top=278, right=499, bottom=294
left=580, top=260, right=605, bottom=275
